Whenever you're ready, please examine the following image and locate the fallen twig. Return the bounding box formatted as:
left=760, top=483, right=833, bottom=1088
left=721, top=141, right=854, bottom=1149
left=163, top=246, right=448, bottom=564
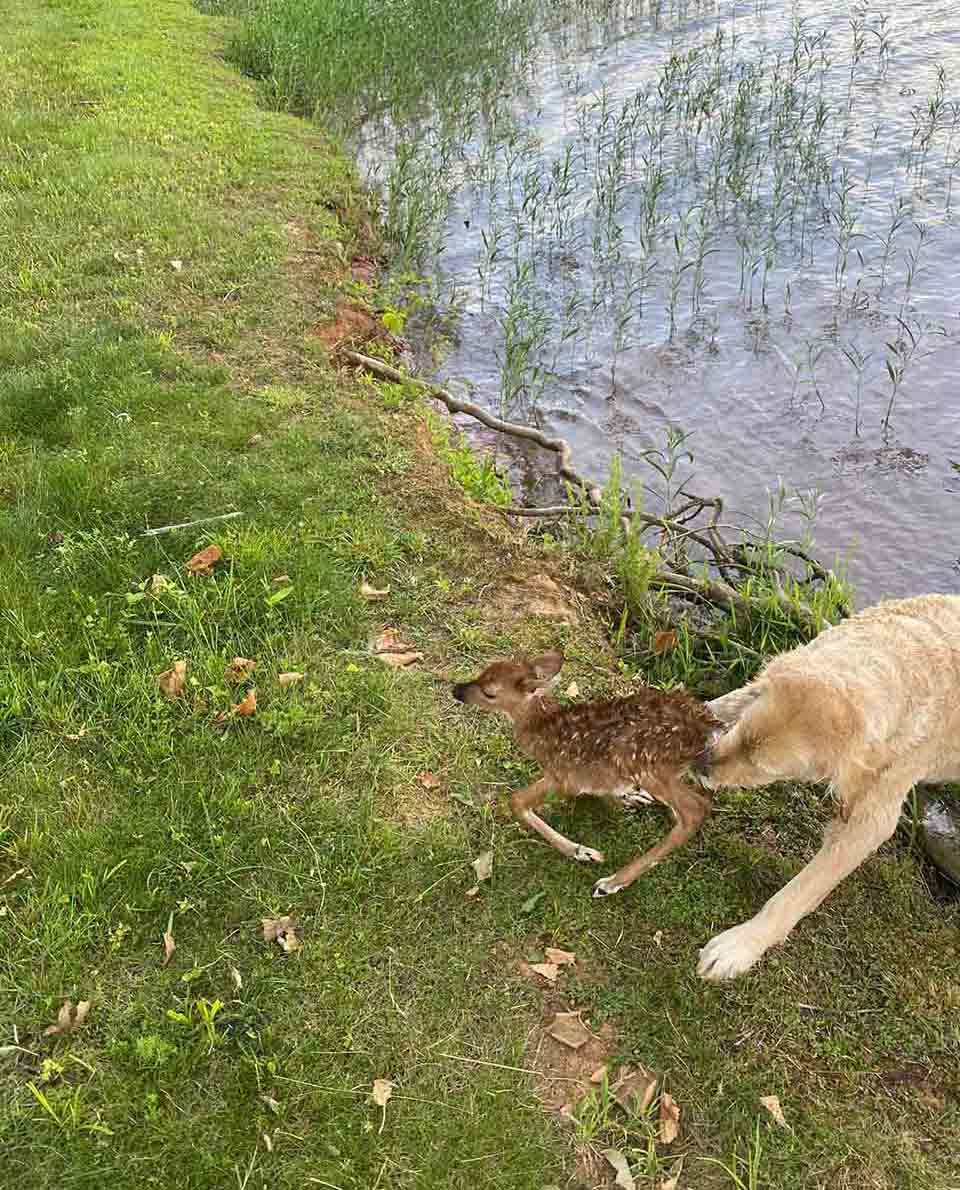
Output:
left=341, top=349, right=602, bottom=506
left=140, top=511, right=243, bottom=537
left=651, top=568, right=819, bottom=631
left=496, top=505, right=581, bottom=518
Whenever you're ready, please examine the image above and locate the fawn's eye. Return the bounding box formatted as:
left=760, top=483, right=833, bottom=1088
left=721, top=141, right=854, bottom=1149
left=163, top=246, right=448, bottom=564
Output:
left=481, top=688, right=496, bottom=700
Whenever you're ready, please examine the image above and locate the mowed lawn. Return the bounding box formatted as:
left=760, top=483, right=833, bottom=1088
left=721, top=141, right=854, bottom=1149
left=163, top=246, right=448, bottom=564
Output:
left=0, top=3, right=958, bottom=1188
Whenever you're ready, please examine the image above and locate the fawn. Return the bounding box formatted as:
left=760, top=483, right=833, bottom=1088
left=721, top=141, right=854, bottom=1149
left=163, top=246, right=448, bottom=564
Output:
left=453, top=651, right=720, bottom=897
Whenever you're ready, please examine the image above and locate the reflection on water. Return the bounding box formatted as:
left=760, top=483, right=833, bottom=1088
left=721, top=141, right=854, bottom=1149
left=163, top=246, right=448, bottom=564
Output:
left=363, top=0, right=960, bottom=602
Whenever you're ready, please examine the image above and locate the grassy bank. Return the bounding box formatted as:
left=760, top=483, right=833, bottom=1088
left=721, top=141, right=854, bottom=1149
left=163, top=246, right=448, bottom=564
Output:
left=1, top=3, right=958, bottom=1189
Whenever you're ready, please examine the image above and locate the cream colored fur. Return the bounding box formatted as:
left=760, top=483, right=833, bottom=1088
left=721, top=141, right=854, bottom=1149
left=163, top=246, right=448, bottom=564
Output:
left=698, top=594, right=960, bottom=980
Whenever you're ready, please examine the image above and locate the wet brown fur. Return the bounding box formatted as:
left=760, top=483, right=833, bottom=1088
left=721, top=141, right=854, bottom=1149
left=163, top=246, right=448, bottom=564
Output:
left=453, top=652, right=720, bottom=897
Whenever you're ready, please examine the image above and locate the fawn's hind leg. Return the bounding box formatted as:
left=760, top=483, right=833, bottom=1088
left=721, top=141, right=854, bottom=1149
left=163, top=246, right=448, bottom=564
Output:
left=592, top=777, right=710, bottom=897
left=511, top=778, right=604, bottom=864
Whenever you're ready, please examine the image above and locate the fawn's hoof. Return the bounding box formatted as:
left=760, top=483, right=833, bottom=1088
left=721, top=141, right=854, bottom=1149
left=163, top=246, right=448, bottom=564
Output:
left=592, top=875, right=625, bottom=897
left=611, top=785, right=654, bottom=811
left=573, top=845, right=604, bottom=864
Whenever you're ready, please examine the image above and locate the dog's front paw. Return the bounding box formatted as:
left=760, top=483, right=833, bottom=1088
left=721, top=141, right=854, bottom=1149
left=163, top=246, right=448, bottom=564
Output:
left=592, top=875, right=624, bottom=897
left=573, top=845, right=604, bottom=864
left=697, top=922, right=770, bottom=981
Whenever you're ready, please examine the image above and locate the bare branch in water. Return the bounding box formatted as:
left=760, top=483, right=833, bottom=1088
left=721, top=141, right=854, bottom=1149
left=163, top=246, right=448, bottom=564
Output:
left=341, top=348, right=843, bottom=631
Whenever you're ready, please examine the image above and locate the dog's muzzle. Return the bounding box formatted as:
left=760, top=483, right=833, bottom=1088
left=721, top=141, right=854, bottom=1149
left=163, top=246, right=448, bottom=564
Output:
left=452, top=683, right=467, bottom=703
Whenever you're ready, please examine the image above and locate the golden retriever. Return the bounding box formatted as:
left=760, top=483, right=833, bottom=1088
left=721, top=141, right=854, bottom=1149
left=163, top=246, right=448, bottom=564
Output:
left=696, top=594, right=960, bottom=980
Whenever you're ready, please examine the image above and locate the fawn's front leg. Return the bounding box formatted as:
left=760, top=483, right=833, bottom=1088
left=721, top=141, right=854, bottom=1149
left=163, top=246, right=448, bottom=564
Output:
left=511, top=778, right=604, bottom=864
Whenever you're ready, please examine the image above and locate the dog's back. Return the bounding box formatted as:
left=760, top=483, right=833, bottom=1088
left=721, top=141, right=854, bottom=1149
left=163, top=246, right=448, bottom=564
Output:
left=766, top=595, right=960, bottom=778
left=708, top=593, right=960, bottom=793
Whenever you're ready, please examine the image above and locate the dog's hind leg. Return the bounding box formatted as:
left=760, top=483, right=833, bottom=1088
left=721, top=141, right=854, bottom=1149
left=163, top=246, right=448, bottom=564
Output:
left=698, top=772, right=911, bottom=981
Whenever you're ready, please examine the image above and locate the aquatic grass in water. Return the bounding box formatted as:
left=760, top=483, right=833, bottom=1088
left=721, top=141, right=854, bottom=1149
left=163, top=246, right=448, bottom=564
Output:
left=226, top=0, right=960, bottom=595
left=227, top=0, right=542, bottom=132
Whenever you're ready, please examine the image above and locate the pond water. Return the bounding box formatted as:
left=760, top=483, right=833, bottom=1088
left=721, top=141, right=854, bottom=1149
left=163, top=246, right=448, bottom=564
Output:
left=361, top=0, right=960, bottom=602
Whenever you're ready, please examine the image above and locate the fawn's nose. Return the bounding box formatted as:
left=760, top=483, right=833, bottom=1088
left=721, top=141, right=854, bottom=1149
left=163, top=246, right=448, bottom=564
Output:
left=452, top=683, right=467, bottom=703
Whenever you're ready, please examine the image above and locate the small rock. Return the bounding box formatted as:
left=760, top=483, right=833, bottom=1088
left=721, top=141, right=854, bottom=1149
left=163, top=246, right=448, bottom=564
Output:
left=919, top=790, right=960, bottom=884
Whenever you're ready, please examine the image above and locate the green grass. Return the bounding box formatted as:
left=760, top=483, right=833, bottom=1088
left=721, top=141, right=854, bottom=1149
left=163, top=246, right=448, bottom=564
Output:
left=0, top=3, right=958, bottom=1188
left=224, top=0, right=540, bottom=130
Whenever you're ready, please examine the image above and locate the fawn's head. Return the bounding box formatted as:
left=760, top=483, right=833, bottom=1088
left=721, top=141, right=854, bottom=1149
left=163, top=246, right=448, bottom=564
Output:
left=452, top=651, right=564, bottom=722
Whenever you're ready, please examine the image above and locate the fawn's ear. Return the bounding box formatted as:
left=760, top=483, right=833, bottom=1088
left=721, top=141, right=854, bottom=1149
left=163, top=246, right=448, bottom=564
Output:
left=522, top=651, right=564, bottom=690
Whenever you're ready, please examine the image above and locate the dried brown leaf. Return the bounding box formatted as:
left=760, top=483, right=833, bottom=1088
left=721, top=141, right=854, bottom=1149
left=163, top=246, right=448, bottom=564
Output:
left=157, top=659, right=187, bottom=700
left=760, top=1094, right=788, bottom=1128
left=564, top=680, right=580, bottom=699
left=377, top=650, right=423, bottom=668
left=225, top=657, right=257, bottom=684
left=602, top=1148, right=636, bottom=1190
left=184, top=544, right=222, bottom=577
left=162, top=927, right=176, bottom=968
left=360, top=581, right=390, bottom=601
left=260, top=1094, right=281, bottom=1114
left=371, top=1078, right=394, bottom=1108
left=464, top=885, right=480, bottom=899
left=278, top=672, right=304, bottom=688
left=528, top=963, right=560, bottom=983
left=472, top=850, right=494, bottom=883
left=417, top=771, right=442, bottom=790
left=653, top=930, right=663, bottom=948
left=652, top=629, right=678, bottom=655
left=262, top=916, right=301, bottom=952
left=272, top=574, right=291, bottom=585
left=590, top=1065, right=609, bottom=1084
left=44, top=999, right=91, bottom=1037
left=547, top=1011, right=591, bottom=1050
left=232, top=688, right=257, bottom=717
left=612, top=1065, right=658, bottom=1114
left=371, top=628, right=422, bottom=668
left=262, top=918, right=282, bottom=942
left=230, top=967, right=243, bottom=991
left=659, top=1092, right=681, bottom=1144
left=544, top=947, right=576, bottom=967
left=373, top=628, right=408, bottom=653
left=44, top=1001, right=74, bottom=1037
